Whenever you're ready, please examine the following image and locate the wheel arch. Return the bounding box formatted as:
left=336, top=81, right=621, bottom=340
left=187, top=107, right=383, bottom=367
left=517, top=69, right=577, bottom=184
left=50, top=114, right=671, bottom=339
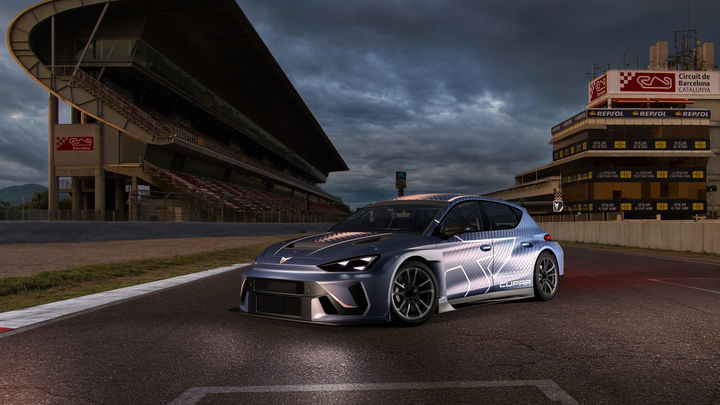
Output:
left=537, top=244, right=564, bottom=276
left=384, top=250, right=443, bottom=320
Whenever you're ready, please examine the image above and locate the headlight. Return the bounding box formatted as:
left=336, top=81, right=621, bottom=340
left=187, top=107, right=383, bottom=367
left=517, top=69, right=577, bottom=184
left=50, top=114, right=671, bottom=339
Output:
left=319, top=255, right=379, bottom=272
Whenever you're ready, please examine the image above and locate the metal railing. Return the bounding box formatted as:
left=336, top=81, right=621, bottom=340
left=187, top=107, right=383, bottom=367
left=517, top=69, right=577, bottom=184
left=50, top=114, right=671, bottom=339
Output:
left=0, top=208, right=343, bottom=223
left=69, top=69, right=327, bottom=197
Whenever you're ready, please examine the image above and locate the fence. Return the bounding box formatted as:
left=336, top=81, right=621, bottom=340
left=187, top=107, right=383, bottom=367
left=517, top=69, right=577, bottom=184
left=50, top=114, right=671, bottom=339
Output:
left=0, top=209, right=342, bottom=224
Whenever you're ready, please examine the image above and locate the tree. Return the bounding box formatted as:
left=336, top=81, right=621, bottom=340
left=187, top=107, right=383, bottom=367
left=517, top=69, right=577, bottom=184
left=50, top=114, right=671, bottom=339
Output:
left=29, top=190, right=49, bottom=209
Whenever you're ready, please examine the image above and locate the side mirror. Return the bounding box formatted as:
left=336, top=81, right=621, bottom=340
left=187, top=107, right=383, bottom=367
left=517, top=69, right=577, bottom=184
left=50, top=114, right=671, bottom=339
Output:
left=441, top=223, right=471, bottom=239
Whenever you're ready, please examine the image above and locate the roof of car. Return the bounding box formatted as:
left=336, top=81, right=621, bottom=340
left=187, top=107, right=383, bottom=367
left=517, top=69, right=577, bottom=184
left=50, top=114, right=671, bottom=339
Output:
left=385, top=193, right=525, bottom=210
left=389, top=193, right=465, bottom=202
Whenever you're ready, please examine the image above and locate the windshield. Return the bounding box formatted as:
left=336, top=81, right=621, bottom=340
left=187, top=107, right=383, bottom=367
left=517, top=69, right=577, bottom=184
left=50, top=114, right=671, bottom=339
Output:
left=331, top=203, right=444, bottom=234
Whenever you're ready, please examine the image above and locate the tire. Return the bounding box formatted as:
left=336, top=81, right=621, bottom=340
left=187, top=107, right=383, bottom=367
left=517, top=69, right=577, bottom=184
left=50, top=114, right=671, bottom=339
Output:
left=390, top=261, right=438, bottom=325
left=533, top=252, right=559, bottom=301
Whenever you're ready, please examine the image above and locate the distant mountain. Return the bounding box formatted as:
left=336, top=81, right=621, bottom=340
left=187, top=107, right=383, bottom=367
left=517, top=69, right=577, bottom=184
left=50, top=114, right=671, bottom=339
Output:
left=0, top=184, right=48, bottom=206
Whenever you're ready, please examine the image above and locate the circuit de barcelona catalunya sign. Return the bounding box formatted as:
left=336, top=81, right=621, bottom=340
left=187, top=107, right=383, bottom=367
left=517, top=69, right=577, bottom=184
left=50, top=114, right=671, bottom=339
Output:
left=589, top=70, right=720, bottom=102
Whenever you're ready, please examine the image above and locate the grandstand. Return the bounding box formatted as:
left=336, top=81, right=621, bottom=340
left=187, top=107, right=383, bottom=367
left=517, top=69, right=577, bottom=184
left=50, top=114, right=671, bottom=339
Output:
left=7, top=0, right=349, bottom=221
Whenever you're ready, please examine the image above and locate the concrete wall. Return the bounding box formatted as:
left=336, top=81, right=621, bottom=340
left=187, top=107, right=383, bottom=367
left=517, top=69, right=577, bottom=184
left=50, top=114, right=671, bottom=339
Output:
left=540, top=221, right=720, bottom=254
left=0, top=222, right=334, bottom=244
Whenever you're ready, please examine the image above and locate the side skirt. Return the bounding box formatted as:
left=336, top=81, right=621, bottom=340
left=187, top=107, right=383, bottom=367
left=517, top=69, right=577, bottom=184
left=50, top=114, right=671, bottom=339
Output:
left=447, top=288, right=534, bottom=309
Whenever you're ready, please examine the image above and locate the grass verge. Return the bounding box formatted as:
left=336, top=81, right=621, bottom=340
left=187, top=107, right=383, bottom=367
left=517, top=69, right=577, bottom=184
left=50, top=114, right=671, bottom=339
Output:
left=0, top=245, right=265, bottom=312
left=558, top=240, right=720, bottom=263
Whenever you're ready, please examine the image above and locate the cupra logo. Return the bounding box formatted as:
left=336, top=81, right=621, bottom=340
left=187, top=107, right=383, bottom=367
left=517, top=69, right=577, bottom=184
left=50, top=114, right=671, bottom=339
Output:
left=280, top=257, right=292, bottom=264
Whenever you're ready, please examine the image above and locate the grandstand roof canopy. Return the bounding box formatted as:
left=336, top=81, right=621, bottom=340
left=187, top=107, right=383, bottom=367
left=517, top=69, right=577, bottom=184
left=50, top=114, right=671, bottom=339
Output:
left=144, top=0, right=347, bottom=174
left=30, top=0, right=348, bottom=175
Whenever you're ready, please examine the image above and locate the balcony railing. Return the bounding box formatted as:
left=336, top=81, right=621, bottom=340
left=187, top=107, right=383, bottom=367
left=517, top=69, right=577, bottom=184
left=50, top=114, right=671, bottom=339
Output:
left=68, top=69, right=324, bottom=196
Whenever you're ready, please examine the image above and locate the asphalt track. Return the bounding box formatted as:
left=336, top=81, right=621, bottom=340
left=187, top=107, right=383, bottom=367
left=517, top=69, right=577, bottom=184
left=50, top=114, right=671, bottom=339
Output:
left=1, top=246, right=719, bottom=404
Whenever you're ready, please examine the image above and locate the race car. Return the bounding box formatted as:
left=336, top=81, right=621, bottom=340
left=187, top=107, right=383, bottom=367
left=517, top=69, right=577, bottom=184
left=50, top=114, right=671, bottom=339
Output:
left=239, top=194, right=563, bottom=325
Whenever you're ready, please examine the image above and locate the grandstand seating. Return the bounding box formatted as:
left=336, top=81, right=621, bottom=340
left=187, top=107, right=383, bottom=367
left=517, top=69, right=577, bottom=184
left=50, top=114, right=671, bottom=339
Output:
left=72, top=70, right=347, bottom=218
left=143, top=161, right=345, bottom=216
left=72, top=69, right=312, bottom=187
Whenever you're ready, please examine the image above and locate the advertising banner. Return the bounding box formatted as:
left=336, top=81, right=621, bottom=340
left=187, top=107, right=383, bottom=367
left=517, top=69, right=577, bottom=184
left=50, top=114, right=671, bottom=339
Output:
left=588, top=70, right=720, bottom=102
left=54, top=124, right=97, bottom=167
left=586, top=109, right=710, bottom=118
left=56, top=136, right=94, bottom=151
left=571, top=200, right=705, bottom=213
left=553, top=108, right=711, bottom=134
left=589, top=74, right=607, bottom=102
left=553, top=137, right=709, bottom=161
left=563, top=168, right=705, bottom=184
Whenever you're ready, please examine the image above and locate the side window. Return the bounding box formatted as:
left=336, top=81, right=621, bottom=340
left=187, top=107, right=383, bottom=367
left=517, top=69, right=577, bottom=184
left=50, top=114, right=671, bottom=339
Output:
left=441, top=201, right=486, bottom=232
left=480, top=202, right=521, bottom=230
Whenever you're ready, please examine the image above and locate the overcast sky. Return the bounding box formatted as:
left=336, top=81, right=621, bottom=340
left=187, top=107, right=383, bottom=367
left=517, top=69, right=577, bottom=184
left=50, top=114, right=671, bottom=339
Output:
left=1, top=1, right=720, bottom=208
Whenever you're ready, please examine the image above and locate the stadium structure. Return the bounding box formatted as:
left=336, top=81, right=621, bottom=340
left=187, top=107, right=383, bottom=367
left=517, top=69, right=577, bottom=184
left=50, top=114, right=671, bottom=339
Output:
left=487, top=32, right=720, bottom=220
left=7, top=0, right=349, bottom=221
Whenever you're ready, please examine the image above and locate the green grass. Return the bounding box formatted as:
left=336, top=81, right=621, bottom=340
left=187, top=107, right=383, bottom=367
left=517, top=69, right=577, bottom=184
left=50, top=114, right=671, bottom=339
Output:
left=557, top=240, right=720, bottom=263
left=0, top=245, right=266, bottom=312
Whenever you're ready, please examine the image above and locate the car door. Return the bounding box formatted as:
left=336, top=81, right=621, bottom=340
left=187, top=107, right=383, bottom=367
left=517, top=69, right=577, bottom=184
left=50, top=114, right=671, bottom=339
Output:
left=437, top=201, right=495, bottom=301
left=479, top=201, right=533, bottom=292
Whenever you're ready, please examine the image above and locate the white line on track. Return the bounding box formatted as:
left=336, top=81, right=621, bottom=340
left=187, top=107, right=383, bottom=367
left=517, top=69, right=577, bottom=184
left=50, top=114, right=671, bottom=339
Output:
left=647, top=278, right=720, bottom=295
left=0, top=263, right=248, bottom=332
left=168, top=380, right=579, bottom=405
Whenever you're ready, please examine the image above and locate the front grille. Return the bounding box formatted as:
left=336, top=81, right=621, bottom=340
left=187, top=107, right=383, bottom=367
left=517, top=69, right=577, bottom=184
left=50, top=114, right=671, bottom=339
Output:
left=254, top=278, right=303, bottom=295
left=244, top=277, right=369, bottom=320
left=256, top=294, right=302, bottom=317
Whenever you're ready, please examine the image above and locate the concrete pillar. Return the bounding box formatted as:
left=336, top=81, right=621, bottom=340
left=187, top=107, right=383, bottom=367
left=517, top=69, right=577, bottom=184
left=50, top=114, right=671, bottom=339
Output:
left=94, top=124, right=105, bottom=221
left=48, top=95, right=59, bottom=220
left=114, top=178, right=125, bottom=216
left=130, top=176, right=138, bottom=221
left=71, top=176, right=81, bottom=220
left=82, top=179, right=91, bottom=210
left=70, top=107, right=81, bottom=124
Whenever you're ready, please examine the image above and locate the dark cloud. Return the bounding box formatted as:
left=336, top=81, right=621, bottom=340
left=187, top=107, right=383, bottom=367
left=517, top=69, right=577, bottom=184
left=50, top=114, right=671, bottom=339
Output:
left=237, top=0, right=720, bottom=207
left=1, top=0, right=720, bottom=206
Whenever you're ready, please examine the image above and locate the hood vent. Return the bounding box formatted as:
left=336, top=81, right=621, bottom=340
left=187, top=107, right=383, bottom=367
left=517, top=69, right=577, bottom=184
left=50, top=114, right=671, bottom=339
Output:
left=353, top=235, right=392, bottom=245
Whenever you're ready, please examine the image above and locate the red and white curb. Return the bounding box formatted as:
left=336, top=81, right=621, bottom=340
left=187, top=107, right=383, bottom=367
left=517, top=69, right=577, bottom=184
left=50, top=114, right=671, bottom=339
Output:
left=0, top=263, right=248, bottom=333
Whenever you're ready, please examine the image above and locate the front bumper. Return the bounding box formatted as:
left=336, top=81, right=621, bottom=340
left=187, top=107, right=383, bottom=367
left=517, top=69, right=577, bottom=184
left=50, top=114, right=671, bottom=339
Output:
left=239, top=265, right=391, bottom=323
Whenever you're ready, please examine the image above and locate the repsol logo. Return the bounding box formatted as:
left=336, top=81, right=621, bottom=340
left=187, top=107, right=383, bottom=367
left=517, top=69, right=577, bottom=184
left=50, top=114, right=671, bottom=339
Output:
left=591, top=110, right=623, bottom=117
left=499, top=279, right=531, bottom=288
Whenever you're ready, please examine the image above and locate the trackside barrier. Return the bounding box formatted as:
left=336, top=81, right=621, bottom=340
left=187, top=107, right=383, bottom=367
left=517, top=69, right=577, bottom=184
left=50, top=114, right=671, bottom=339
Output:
left=539, top=221, right=720, bottom=255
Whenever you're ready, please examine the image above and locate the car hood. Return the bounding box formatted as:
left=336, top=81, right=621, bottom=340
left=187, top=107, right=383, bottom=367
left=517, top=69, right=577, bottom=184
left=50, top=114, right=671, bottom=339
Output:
left=256, top=231, right=436, bottom=266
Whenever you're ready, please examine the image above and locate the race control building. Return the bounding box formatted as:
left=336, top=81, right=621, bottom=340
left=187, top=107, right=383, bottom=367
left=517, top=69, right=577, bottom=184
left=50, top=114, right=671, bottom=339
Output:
left=487, top=35, right=720, bottom=220
left=7, top=0, right=349, bottom=221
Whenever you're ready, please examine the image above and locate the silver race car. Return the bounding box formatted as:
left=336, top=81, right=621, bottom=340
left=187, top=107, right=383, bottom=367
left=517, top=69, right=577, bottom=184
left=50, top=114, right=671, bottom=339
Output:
left=239, top=194, right=564, bottom=325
